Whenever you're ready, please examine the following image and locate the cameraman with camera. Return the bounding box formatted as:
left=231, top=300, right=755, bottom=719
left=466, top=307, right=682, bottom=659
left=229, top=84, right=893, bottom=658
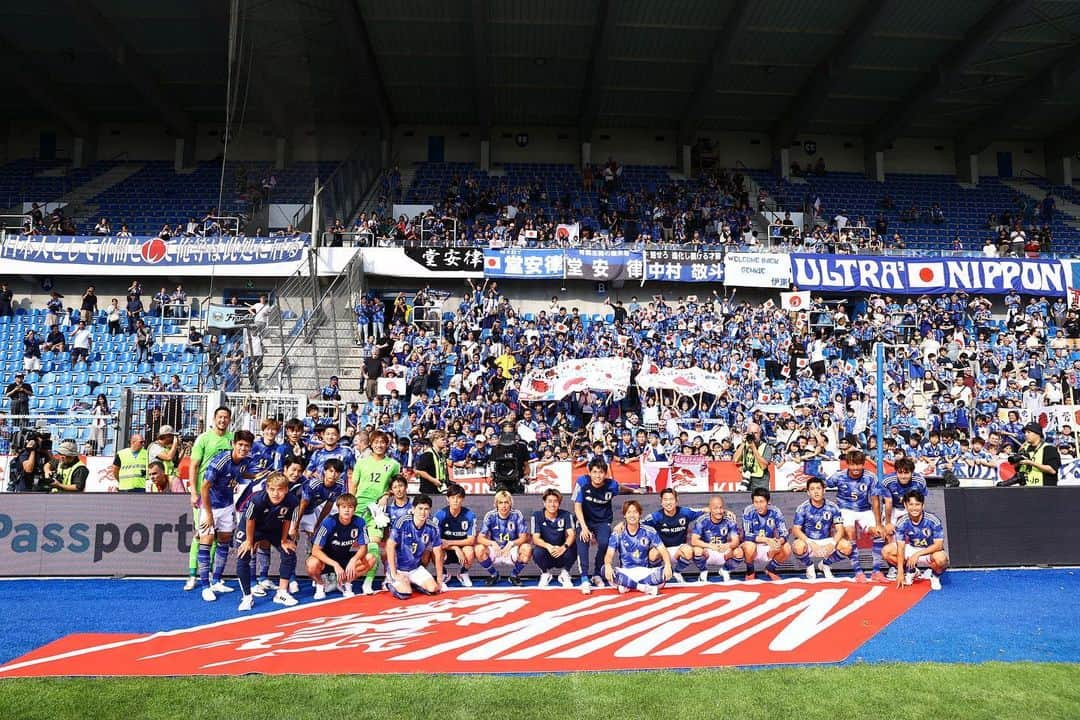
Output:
left=7, top=425, right=53, bottom=492
left=734, top=426, right=773, bottom=492
left=998, top=422, right=1060, bottom=487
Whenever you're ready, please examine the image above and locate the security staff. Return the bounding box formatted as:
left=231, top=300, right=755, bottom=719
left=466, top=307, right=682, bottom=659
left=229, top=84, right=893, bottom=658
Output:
left=113, top=434, right=150, bottom=492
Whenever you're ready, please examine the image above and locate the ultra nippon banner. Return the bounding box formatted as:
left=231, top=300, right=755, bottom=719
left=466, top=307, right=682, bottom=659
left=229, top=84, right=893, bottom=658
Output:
left=790, top=254, right=1067, bottom=295
left=0, top=235, right=310, bottom=277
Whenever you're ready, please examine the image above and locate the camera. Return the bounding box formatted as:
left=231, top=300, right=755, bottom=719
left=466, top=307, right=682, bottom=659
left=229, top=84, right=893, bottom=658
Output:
left=1007, top=453, right=1026, bottom=466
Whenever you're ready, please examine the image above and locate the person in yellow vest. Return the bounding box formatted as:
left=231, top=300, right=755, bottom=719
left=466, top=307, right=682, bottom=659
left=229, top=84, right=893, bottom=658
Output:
left=113, top=434, right=149, bottom=492
left=148, top=425, right=179, bottom=478
left=734, top=427, right=773, bottom=493
left=999, top=422, right=1061, bottom=487
left=45, top=439, right=88, bottom=492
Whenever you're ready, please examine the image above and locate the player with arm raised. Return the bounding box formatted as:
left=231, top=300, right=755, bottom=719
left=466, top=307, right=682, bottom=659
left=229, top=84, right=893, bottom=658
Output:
left=531, top=488, right=577, bottom=588
left=604, top=500, right=672, bottom=596
left=235, top=473, right=300, bottom=610
left=740, top=487, right=792, bottom=581
left=384, top=494, right=444, bottom=599
left=307, top=493, right=375, bottom=600
left=790, top=477, right=851, bottom=580
left=476, top=490, right=533, bottom=586
left=883, top=489, right=949, bottom=590
left=688, top=494, right=742, bottom=583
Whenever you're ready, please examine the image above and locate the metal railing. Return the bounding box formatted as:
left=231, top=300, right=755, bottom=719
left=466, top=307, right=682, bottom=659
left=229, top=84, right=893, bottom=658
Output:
left=0, top=413, right=118, bottom=457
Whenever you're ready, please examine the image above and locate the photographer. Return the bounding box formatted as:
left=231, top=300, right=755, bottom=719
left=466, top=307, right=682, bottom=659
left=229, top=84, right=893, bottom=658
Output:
left=734, top=426, right=773, bottom=492
left=998, top=422, right=1060, bottom=487
left=45, top=439, right=88, bottom=493
left=8, top=427, right=52, bottom=492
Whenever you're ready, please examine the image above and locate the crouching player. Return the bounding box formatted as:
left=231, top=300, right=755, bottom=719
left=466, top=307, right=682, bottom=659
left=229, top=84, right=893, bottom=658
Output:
left=883, top=489, right=948, bottom=591
left=603, top=500, right=671, bottom=596
left=307, top=493, right=375, bottom=599
left=790, top=477, right=851, bottom=580
left=688, top=495, right=741, bottom=583
left=827, top=449, right=884, bottom=582
left=740, top=487, right=792, bottom=581
left=236, top=473, right=300, bottom=611
left=434, top=483, right=478, bottom=588
left=644, top=488, right=703, bottom=583
left=531, top=488, right=577, bottom=588
left=384, top=494, right=444, bottom=599
left=477, top=490, right=532, bottom=586
left=876, top=456, right=928, bottom=581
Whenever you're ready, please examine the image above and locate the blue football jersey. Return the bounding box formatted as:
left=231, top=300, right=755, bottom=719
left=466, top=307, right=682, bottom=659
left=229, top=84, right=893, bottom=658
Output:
left=203, top=450, right=252, bottom=510
left=610, top=525, right=663, bottom=570
left=690, top=513, right=740, bottom=547
left=741, top=504, right=789, bottom=542
left=826, top=469, right=878, bottom=511
left=572, top=476, right=620, bottom=526
left=387, top=498, right=414, bottom=525
left=531, top=509, right=574, bottom=546
left=307, top=445, right=357, bottom=479
left=243, top=489, right=300, bottom=537
left=644, top=506, right=703, bottom=547
left=313, top=515, right=368, bottom=559
left=435, top=506, right=478, bottom=542
left=389, top=515, right=442, bottom=572
left=301, top=476, right=346, bottom=511
left=481, top=509, right=527, bottom=547
left=894, top=512, right=944, bottom=549
left=875, top=474, right=929, bottom=509
left=792, top=499, right=843, bottom=541
left=249, top=438, right=285, bottom=474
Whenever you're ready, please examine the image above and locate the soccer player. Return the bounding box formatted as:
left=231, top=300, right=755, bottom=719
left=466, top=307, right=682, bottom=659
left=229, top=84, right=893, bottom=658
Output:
left=297, top=458, right=347, bottom=538
left=249, top=418, right=286, bottom=475
left=476, top=490, right=532, bottom=585
left=604, top=500, right=671, bottom=596
left=306, top=424, right=356, bottom=481
left=253, top=455, right=306, bottom=594
left=531, top=488, right=576, bottom=588
left=740, top=487, right=792, bottom=581
left=196, top=430, right=254, bottom=602
left=350, top=430, right=401, bottom=594
left=876, top=455, right=928, bottom=579
left=235, top=473, right=300, bottom=610
left=688, top=495, right=742, bottom=583
left=385, top=475, right=414, bottom=525
left=183, top=406, right=233, bottom=591
left=307, top=493, right=376, bottom=600
left=434, top=483, right=478, bottom=588
left=882, top=489, right=948, bottom=590
left=790, top=477, right=851, bottom=580
left=573, top=457, right=639, bottom=594
left=384, top=494, right=444, bottom=599
left=643, top=488, right=703, bottom=583
left=826, top=449, right=883, bottom=582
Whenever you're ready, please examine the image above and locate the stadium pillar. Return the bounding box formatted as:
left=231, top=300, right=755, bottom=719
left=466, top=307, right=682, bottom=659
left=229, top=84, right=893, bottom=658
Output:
left=274, top=137, right=291, bottom=171
left=480, top=140, right=490, bottom=172
left=864, top=147, right=884, bottom=182
left=681, top=144, right=692, bottom=177
left=955, top=149, right=978, bottom=186
left=581, top=141, right=591, bottom=168
left=72, top=134, right=98, bottom=169
left=174, top=137, right=194, bottom=172
left=775, top=146, right=790, bottom=180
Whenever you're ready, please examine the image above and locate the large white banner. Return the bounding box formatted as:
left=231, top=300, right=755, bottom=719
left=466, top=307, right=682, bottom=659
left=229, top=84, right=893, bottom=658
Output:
left=519, top=358, right=632, bottom=402
left=636, top=361, right=728, bottom=396
left=724, top=252, right=793, bottom=288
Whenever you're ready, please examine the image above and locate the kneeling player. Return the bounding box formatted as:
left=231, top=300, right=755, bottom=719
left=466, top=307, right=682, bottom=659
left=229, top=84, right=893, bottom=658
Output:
left=603, top=500, right=672, bottom=596
left=384, top=494, right=444, bottom=598
left=644, top=488, right=703, bottom=583
left=688, top=495, right=741, bottom=583
left=236, top=473, right=300, bottom=610
left=882, top=489, right=948, bottom=591
left=790, top=477, right=852, bottom=580
left=740, top=487, right=792, bottom=581
left=307, top=493, right=375, bottom=599
left=434, top=483, right=478, bottom=588
left=477, top=490, right=532, bottom=586
left=531, top=488, right=577, bottom=588
left=876, top=456, right=928, bottom=580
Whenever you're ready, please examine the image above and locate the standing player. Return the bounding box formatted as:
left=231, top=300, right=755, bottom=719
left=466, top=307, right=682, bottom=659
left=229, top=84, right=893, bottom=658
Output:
left=882, top=489, right=948, bottom=590
left=476, top=490, right=532, bottom=585
left=573, top=458, right=639, bottom=594
left=385, top=475, right=414, bottom=525
left=643, top=488, right=703, bottom=583
left=350, top=430, right=401, bottom=594
left=297, top=458, right=347, bottom=538
left=603, top=500, right=672, bottom=596
left=196, top=431, right=254, bottom=602
left=235, top=473, right=299, bottom=610
left=307, top=493, right=375, bottom=599
left=306, top=424, right=356, bottom=482
left=434, top=483, right=478, bottom=588
left=790, top=477, right=851, bottom=580
left=531, top=488, right=576, bottom=588
left=740, top=487, right=792, bottom=581
left=249, top=419, right=286, bottom=475
left=183, top=406, right=233, bottom=591
left=688, top=495, right=742, bottom=583
left=875, top=456, right=928, bottom=580
left=384, top=494, right=444, bottom=599
left=826, top=449, right=883, bottom=582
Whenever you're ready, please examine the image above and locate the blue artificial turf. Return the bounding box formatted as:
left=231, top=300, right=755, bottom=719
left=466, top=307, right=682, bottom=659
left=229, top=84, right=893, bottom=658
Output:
left=0, top=568, right=1076, bottom=668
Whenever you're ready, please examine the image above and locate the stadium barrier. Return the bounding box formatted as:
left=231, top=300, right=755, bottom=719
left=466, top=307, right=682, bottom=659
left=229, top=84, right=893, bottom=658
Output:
left=0, top=491, right=952, bottom=578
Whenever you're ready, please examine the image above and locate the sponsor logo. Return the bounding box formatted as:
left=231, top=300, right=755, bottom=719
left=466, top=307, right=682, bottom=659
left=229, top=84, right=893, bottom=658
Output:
left=0, top=582, right=928, bottom=676
left=0, top=513, right=193, bottom=563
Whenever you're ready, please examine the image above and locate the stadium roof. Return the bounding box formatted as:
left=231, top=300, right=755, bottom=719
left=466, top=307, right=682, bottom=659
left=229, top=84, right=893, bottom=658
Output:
left=4, top=0, right=1080, bottom=153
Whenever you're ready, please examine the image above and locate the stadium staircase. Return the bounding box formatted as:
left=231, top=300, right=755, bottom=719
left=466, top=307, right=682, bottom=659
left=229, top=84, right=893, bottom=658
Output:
left=1001, top=178, right=1080, bottom=234
left=52, top=163, right=145, bottom=226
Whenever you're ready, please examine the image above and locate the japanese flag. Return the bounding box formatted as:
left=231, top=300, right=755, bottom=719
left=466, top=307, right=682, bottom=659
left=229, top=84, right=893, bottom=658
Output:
left=485, top=255, right=501, bottom=271
left=780, top=291, right=810, bottom=311
left=907, top=262, right=944, bottom=289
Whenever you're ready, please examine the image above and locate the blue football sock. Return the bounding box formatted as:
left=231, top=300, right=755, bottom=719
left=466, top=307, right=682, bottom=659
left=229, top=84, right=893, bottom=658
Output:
left=197, top=544, right=212, bottom=587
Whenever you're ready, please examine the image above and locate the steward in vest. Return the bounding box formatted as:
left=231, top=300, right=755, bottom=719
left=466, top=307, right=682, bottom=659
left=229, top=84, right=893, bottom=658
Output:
left=46, top=439, right=88, bottom=492
left=114, top=434, right=150, bottom=492
left=998, top=422, right=1061, bottom=487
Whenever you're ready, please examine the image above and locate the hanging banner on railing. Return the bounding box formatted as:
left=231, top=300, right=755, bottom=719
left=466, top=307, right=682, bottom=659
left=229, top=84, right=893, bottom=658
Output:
left=564, top=249, right=644, bottom=282
left=519, top=358, right=633, bottom=402
left=206, top=303, right=255, bottom=330
left=724, top=252, right=792, bottom=288
left=643, top=250, right=725, bottom=283
left=483, top=249, right=564, bottom=278
left=402, top=246, right=485, bottom=276
left=790, top=254, right=1066, bottom=295
left=1062, top=260, right=1080, bottom=309
left=0, top=235, right=309, bottom=276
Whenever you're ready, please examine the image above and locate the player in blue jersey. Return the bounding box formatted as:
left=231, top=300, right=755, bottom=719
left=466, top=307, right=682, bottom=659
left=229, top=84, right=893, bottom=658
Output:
left=790, top=477, right=851, bottom=580
left=297, top=457, right=347, bottom=537
left=573, top=458, right=640, bottom=594
left=826, top=449, right=883, bottom=582
left=385, top=475, right=414, bottom=524
left=603, top=500, right=671, bottom=596
left=476, top=490, right=533, bottom=585
left=305, top=425, right=356, bottom=481
left=531, top=488, right=577, bottom=588
left=688, top=495, right=742, bottom=583
left=740, top=487, right=792, bottom=581
left=434, top=483, right=478, bottom=588
left=875, top=456, right=929, bottom=580
left=196, top=431, right=254, bottom=602
left=249, top=419, right=286, bottom=475
left=307, top=493, right=375, bottom=599
left=235, top=473, right=300, bottom=610
left=882, top=489, right=948, bottom=590
left=384, top=494, right=444, bottom=599
left=643, top=488, right=703, bottom=583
